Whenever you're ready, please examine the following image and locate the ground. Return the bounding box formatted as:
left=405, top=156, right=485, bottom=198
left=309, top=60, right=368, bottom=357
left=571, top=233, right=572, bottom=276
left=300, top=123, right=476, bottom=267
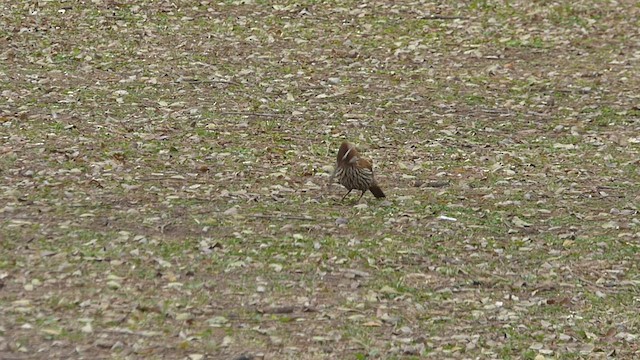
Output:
left=1, top=0, right=640, bottom=359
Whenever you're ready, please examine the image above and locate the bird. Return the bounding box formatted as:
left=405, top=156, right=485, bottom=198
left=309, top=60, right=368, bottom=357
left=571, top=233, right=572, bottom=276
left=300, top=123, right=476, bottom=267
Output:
left=331, top=141, right=385, bottom=202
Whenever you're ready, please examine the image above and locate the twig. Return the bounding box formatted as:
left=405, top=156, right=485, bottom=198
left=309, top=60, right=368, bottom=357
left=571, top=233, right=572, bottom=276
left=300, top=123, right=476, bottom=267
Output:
left=420, top=15, right=468, bottom=20
left=159, top=221, right=173, bottom=234
left=218, top=111, right=286, bottom=117
left=176, top=79, right=242, bottom=86
left=257, top=306, right=296, bottom=314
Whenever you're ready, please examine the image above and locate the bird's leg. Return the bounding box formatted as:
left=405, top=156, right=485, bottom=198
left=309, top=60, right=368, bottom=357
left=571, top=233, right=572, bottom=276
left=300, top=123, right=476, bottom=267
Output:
left=341, top=189, right=353, bottom=202
left=356, top=190, right=366, bottom=202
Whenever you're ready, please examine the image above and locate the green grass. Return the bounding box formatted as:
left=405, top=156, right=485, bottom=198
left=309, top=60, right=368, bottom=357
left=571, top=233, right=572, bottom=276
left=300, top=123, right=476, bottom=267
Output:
left=1, top=0, right=639, bottom=358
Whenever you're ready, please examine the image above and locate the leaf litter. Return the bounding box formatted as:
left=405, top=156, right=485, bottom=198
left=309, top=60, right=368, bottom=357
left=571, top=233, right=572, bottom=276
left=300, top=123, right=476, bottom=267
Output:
left=1, top=0, right=640, bottom=359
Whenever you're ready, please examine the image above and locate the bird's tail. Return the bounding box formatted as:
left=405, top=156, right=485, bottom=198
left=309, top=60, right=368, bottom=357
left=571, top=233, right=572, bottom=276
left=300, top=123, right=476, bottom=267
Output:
left=369, top=184, right=386, bottom=198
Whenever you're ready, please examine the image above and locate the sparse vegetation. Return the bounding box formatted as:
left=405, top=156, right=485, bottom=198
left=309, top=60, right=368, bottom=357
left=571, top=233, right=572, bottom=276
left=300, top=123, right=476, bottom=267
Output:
left=1, top=0, right=639, bottom=359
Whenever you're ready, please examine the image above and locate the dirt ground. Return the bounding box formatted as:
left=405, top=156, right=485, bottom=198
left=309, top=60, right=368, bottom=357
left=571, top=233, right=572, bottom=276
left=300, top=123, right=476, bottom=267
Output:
left=1, top=1, right=639, bottom=359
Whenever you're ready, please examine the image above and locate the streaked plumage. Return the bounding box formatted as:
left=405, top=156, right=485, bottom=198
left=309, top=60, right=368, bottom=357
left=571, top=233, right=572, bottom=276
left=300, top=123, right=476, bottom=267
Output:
left=331, top=142, right=385, bottom=201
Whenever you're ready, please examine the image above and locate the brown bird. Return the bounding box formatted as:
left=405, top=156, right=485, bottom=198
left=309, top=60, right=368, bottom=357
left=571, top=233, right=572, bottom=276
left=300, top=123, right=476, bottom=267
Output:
left=331, top=142, right=386, bottom=202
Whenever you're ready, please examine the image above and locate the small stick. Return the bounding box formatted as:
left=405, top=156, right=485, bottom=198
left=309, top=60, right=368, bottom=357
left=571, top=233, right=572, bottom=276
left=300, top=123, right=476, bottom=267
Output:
left=420, top=15, right=468, bottom=20
left=218, top=111, right=285, bottom=117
